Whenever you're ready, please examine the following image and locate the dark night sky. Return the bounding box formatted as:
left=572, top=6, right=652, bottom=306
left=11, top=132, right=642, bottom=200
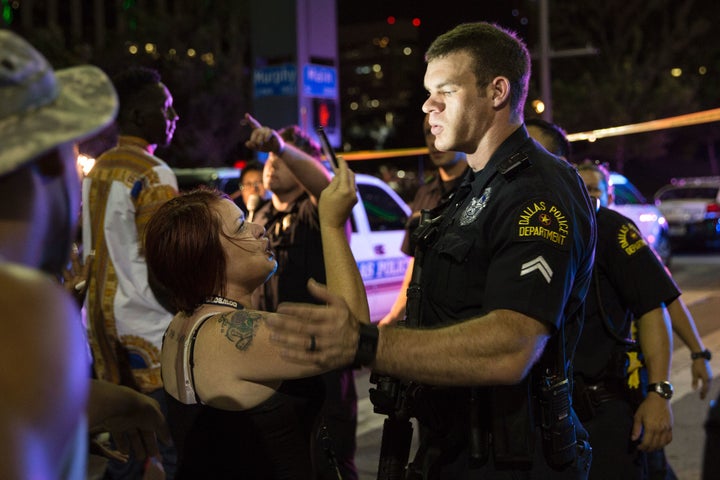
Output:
left=337, top=1, right=531, bottom=48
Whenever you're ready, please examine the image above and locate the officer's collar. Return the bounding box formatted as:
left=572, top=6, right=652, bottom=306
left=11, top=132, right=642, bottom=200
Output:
left=465, top=125, right=531, bottom=194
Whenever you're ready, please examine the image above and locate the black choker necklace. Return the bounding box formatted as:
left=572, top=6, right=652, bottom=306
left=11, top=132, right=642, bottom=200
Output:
left=204, top=296, right=243, bottom=310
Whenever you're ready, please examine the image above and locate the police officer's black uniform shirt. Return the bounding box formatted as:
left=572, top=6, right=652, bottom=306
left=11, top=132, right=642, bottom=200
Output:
left=420, top=126, right=596, bottom=348
left=400, top=169, right=469, bottom=256
left=573, top=206, right=680, bottom=380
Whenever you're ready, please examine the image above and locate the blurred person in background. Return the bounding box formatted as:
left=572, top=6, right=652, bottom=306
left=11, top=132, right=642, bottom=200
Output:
left=379, top=113, right=469, bottom=326
left=232, top=161, right=268, bottom=221
left=245, top=114, right=359, bottom=480
left=0, top=30, right=169, bottom=480
left=82, top=65, right=180, bottom=479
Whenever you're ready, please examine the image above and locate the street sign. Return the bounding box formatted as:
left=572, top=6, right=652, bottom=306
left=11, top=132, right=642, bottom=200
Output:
left=303, top=64, right=337, bottom=99
left=253, top=64, right=297, bottom=98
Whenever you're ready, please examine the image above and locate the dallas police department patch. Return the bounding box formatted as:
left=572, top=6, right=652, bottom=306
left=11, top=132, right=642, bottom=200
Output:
left=617, top=222, right=647, bottom=255
left=516, top=199, right=570, bottom=249
left=459, top=187, right=491, bottom=226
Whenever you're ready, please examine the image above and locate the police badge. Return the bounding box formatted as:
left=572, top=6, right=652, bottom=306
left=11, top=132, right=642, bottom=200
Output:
left=459, top=187, right=491, bottom=226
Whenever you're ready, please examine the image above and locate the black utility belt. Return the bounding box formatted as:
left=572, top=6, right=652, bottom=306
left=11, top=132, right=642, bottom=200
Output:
left=583, top=382, right=624, bottom=403
left=573, top=378, right=627, bottom=422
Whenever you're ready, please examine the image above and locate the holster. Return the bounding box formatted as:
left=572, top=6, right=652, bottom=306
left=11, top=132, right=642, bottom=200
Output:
left=572, top=376, right=625, bottom=422
left=491, top=382, right=534, bottom=469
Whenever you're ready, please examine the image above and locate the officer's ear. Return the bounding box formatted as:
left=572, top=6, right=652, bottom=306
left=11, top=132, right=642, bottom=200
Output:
left=488, top=76, right=510, bottom=108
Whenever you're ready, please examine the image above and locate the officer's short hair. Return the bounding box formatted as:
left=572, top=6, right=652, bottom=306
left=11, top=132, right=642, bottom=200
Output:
left=576, top=159, right=611, bottom=189
left=526, top=118, right=571, bottom=159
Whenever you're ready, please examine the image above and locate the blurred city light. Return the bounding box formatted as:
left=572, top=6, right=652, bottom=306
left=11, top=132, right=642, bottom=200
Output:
left=373, top=37, right=389, bottom=48
left=532, top=99, right=545, bottom=114
left=77, top=154, right=95, bottom=177
left=201, top=52, right=215, bottom=66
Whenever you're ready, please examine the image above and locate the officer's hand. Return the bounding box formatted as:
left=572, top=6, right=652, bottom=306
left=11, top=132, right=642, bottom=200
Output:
left=632, top=393, right=673, bottom=451
left=691, top=358, right=712, bottom=399
left=270, top=279, right=359, bottom=370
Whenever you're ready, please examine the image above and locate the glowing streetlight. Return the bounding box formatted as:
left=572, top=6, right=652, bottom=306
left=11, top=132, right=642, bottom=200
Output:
left=532, top=99, right=545, bottom=114
left=77, top=154, right=96, bottom=177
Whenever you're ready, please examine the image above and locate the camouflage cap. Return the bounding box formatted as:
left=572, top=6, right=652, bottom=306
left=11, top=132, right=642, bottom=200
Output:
left=0, top=30, right=118, bottom=176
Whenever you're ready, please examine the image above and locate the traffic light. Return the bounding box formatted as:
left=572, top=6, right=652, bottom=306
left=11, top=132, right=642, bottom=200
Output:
left=313, top=98, right=337, bottom=132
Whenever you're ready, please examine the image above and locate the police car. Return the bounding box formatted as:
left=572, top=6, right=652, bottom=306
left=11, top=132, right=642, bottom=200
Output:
left=350, top=174, right=411, bottom=322
left=609, top=172, right=671, bottom=265
left=174, top=167, right=242, bottom=195
left=173, top=167, right=411, bottom=322
left=654, top=176, right=720, bottom=250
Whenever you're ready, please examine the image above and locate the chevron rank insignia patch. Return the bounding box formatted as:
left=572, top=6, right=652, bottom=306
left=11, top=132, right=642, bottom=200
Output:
left=520, top=256, right=553, bottom=283
left=515, top=199, right=570, bottom=250
left=617, top=222, right=647, bottom=255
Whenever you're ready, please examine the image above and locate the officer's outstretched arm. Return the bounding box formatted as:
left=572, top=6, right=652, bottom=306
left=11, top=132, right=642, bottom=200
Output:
left=373, top=309, right=550, bottom=385
left=269, top=304, right=550, bottom=385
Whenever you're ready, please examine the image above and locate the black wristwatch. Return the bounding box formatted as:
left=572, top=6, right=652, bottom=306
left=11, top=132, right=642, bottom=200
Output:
left=691, top=349, right=712, bottom=361
left=352, top=323, right=379, bottom=369
left=647, top=381, right=674, bottom=400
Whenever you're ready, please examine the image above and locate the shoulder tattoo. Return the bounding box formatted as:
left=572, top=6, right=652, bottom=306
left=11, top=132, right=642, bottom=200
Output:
left=216, top=310, right=262, bottom=351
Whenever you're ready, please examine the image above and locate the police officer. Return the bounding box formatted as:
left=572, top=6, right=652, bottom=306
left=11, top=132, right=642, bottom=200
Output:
left=572, top=161, right=675, bottom=479
left=265, top=22, right=596, bottom=479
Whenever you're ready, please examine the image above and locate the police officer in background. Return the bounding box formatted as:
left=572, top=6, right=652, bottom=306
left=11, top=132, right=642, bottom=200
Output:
left=526, top=119, right=712, bottom=480
left=265, top=22, right=596, bottom=479
left=573, top=160, right=674, bottom=479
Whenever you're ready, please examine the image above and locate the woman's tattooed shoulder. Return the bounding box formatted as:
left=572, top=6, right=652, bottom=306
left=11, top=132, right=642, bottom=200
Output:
left=216, top=310, right=263, bottom=351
